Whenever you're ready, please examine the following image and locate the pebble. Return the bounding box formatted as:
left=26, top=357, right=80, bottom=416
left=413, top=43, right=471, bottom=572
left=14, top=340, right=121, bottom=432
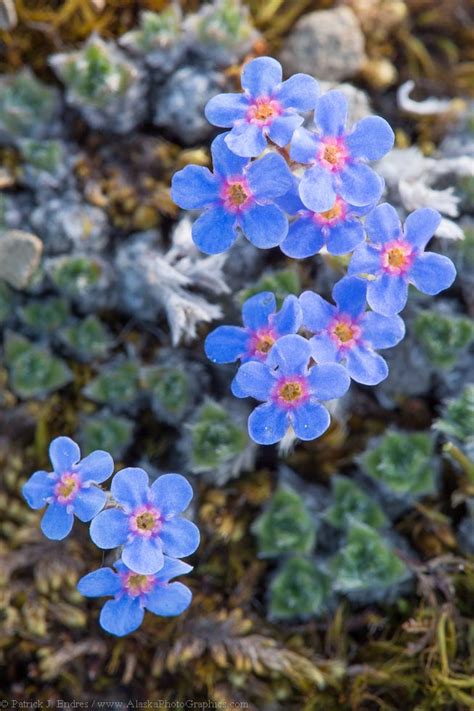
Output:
left=0, top=229, right=43, bottom=289
left=280, top=6, right=367, bottom=82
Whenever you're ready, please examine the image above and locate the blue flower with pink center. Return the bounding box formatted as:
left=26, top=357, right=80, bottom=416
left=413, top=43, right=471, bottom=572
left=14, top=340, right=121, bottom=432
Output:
left=89, top=469, right=199, bottom=575
left=300, top=276, right=405, bottom=385
left=233, top=334, right=350, bottom=445
left=290, top=90, right=393, bottom=212
left=171, top=133, right=293, bottom=254
left=277, top=180, right=373, bottom=258
left=22, top=436, right=113, bottom=540
left=77, top=556, right=192, bottom=637
left=348, top=203, right=457, bottom=316
left=205, top=56, right=319, bottom=158
left=205, top=291, right=302, bottom=367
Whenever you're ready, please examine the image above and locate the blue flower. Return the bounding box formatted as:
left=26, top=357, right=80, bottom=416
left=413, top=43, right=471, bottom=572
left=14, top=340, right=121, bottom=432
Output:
left=348, top=203, right=457, bottom=316
left=300, top=276, right=405, bottom=385
left=205, top=56, right=319, bottom=158
left=290, top=91, right=393, bottom=211
left=171, top=134, right=293, bottom=254
left=77, top=556, right=192, bottom=637
left=22, top=436, right=113, bottom=541
left=89, top=470, right=199, bottom=575
left=233, top=334, right=350, bottom=445
left=205, top=291, right=302, bottom=365
left=278, top=180, right=372, bottom=258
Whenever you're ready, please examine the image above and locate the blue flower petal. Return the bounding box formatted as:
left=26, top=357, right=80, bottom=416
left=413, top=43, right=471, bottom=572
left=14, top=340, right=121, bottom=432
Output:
left=74, top=486, right=107, bottom=522
left=299, top=291, right=335, bottom=332
left=233, top=361, right=276, bottom=400
left=404, top=208, right=441, bottom=250
left=280, top=216, right=325, bottom=258
left=345, top=345, right=389, bottom=385
left=275, top=178, right=305, bottom=214
left=326, top=219, right=365, bottom=255
left=155, top=555, right=193, bottom=583
left=210, top=133, right=248, bottom=177
left=367, top=273, right=408, bottom=316
left=99, top=596, right=144, bottom=637
left=231, top=374, right=247, bottom=398
left=192, top=206, right=237, bottom=255
left=205, top=325, right=248, bottom=364
left=77, top=567, right=121, bottom=598
left=89, top=508, right=129, bottom=549
left=315, top=91, right=348, bottom=136
left=242, top=291, right=276, bottom=330
left=308, top=363, right=350, bottom=400
left=266, top=334, right=312, bottom=375
left=111, top=467, right=149, bottom=510
left=275, top=73, right=319, bottom=111
left=23, top=470, right=54, bottom=509
left=150, top=474, right=193, bottom=517
left=333, top=275, right=367, bottom=318
left=267, top=113, right=303, bottom=147
left=348, top=243, right=381, bottom=276
left=160, top=518, right=200, bottom=558
left=240, top=204, right=288, bottom=248
left=205, top=92, right=249, bottom=127
left=409, top=252, right=456, bottom=295
left=41, top=503, right=74, bottom=540
left=248, top=402, right=288, bottom=445
left=171, top=166, right=220, bottom=210
left=122, top=536, right=164, bottom=575
left=241, top=56, right=282, bottom=97
left=362, top=312, right=405, bottom=349
left=365, top=202, right=402, bottom=244
left=247, top=152, right=293, bottom=201
left=273, top=295, right=303, bottom=336
left=310, top=334, right=339, bottom=363
left=299, top=165, right=336, bottom=212
left=346, top=116, right=394, bottom=160
left=75, top=450, right=114, bottom=484
left=339, top=163, right=384, bottom=206
left=145, top=581, right=192, bottom=617
left=292, top=401, right=330, bottom=441
left=289, top=127, right=319, bottom=164
left=49, top=436, right=80, bottom=473
left=225, top=123, right=268, bottom=158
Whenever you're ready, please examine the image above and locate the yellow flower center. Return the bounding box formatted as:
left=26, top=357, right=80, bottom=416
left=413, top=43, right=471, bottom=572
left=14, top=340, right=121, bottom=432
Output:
left=323, top=145, right=341, bottom=165
left=136, top=512, right=157, bottom=531
left=386, top=247, right=407, bottom=269
left=279, top=381, right=304, bottom=402
left=127, top=574, right=150, bottom=594
left=256, top=334, right=275, bottom=354
left=56, top=475, right=78, bottom=499
left=333, top=322, right=354, bottom=343
left=227, top=183, right=248, bottom=206
left=320, top=202, right=343, bottom=221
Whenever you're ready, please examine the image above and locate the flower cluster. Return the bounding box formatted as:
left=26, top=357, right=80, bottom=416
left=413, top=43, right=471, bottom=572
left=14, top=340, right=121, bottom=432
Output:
left=22, top=436, right=199, bottom=636
left=172, top=55, right=456, bottom=445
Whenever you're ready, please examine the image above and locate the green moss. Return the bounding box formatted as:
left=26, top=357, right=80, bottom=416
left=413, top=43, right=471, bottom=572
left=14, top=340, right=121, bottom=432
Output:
left=0, top=69, right=57, bottom=138
left=60, top=316, right=113, bottom=362
left=83, top=361, right=140, bottom=406
left=414, top=310, right=474, bottom=368
left=434, top=385, right=474, bottom=444
left=269, top=556, right=330, bottom=620
left=362, top=430, right=436, bottom=497
left=252, top=487, right=316, bottom=558
left=49, top=256, right=102, bottom=298
left=4, top=333, right=72, bottom=399
left=196, top=0, right=255, bottom=46
left=0, top=282, right=13, bottom=323
left=190, top=400, right=248, bottom=472
left=141, top=365, right=191, bottom=420
left=19, top=297, right=70, bottom=333
left=121, top=7, right=181, bottom=52
left=331, top=520, right=409, bottom=593
left=325, top=475, right=387, bottom=531
left=19, top=139, right=64, bottom=174
left=80, top=412, right=134, bottom=458
left=239, top=269, right=300, bottom=307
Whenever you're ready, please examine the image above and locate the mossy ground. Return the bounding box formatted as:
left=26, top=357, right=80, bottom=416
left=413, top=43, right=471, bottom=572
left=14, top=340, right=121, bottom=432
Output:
left=1, top=2, right=473, bottom=709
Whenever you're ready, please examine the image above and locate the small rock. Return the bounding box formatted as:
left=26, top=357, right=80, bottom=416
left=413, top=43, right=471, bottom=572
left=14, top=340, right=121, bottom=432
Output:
left=280, top=6, right=367, bottom=82
left=0, top=229, right=43, bottom=289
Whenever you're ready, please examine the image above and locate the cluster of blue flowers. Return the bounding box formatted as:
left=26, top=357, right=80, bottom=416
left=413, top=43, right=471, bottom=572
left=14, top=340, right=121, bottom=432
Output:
left=173, top=56, right=456, bottom=445
left=22, top=436, right=199, bottom=636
